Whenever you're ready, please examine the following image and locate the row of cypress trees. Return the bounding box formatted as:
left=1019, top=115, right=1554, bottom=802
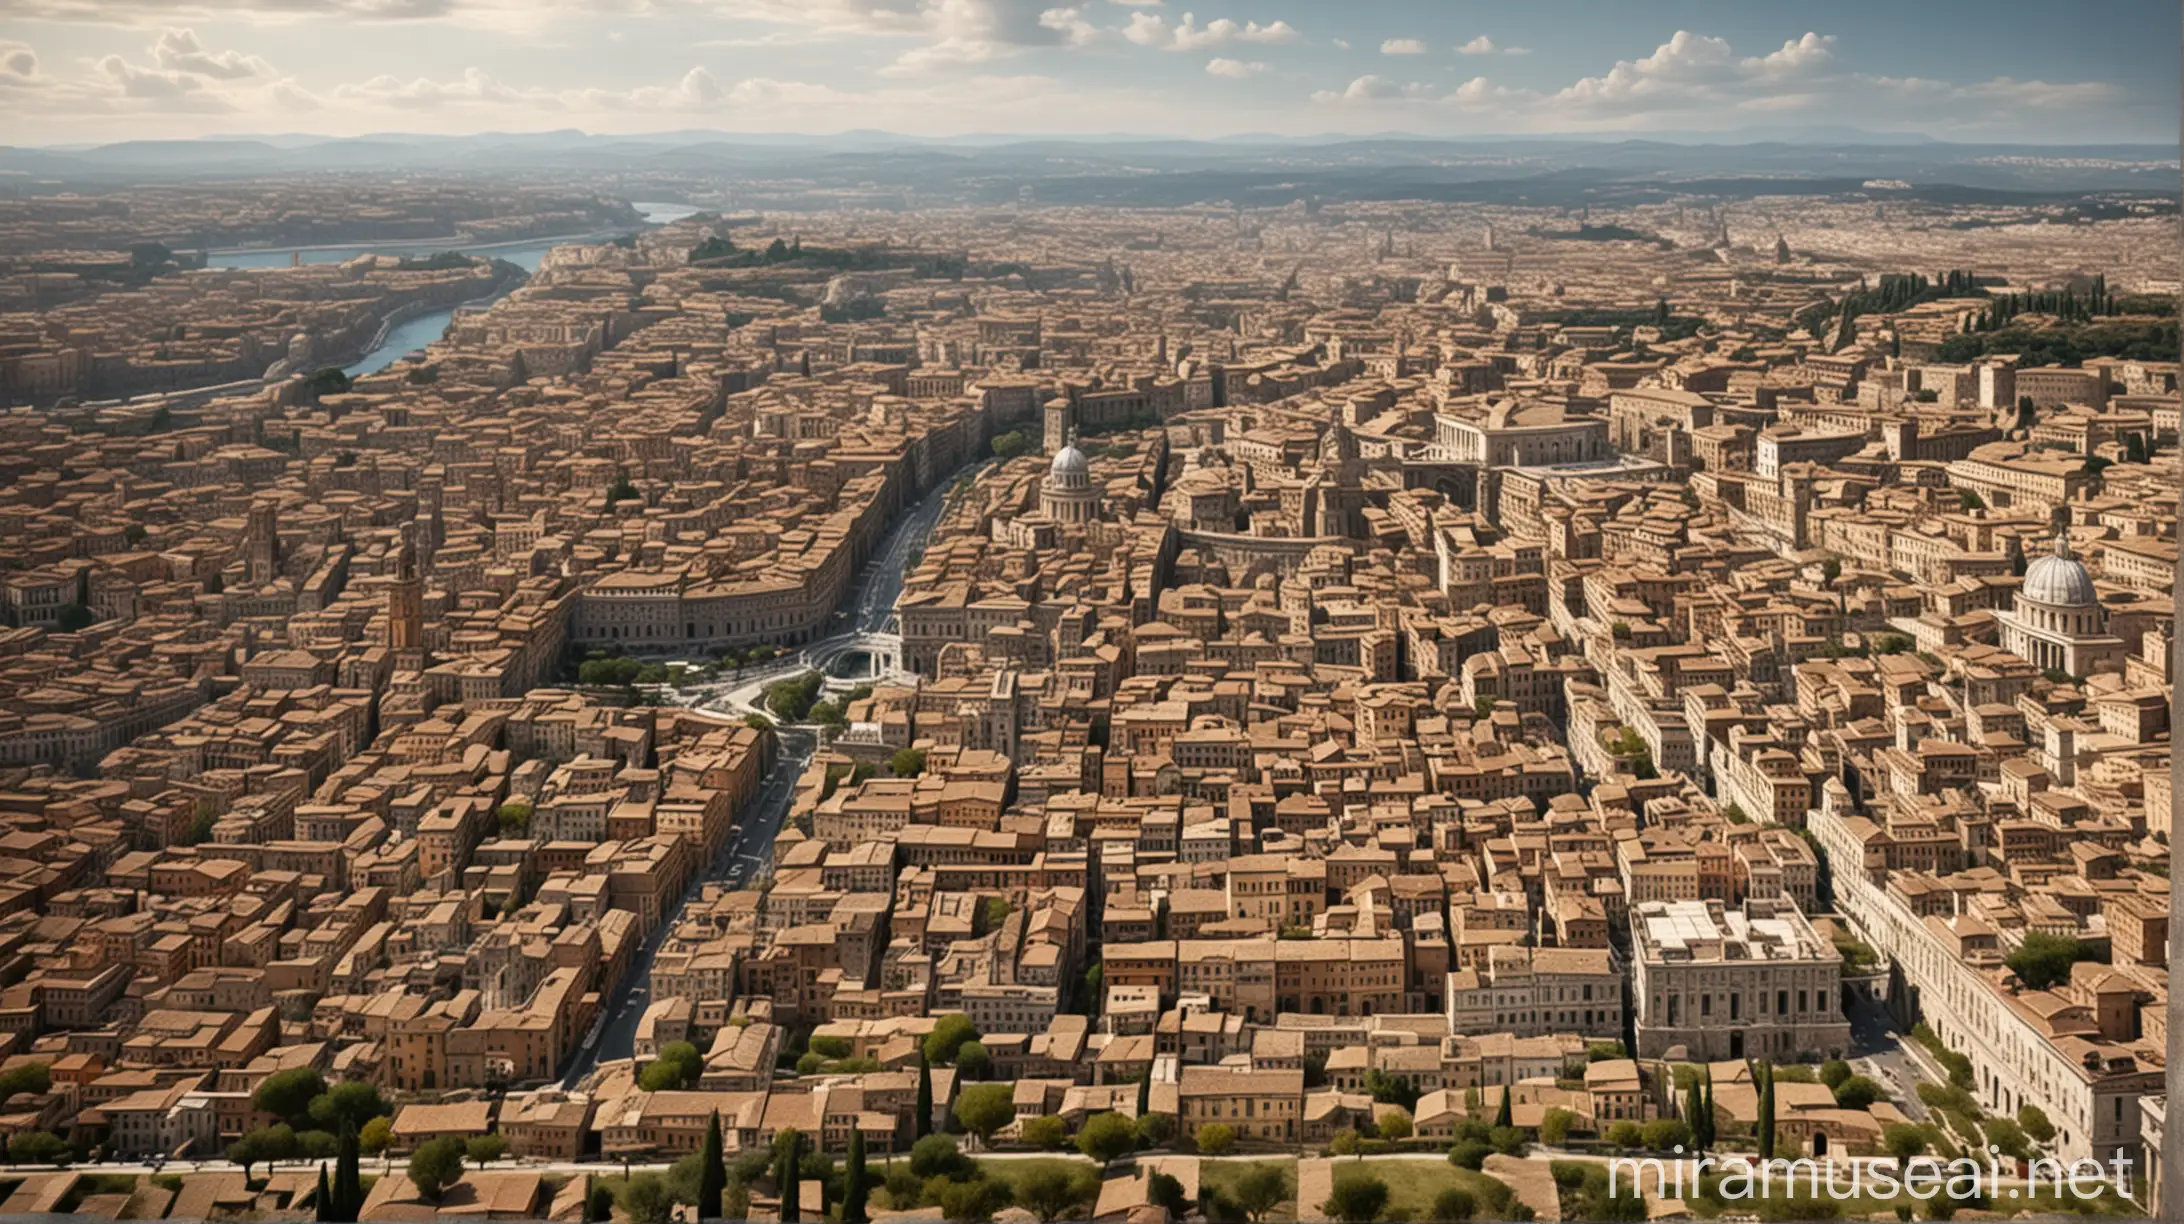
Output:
left=312, top=1119, right=365, bottom=1222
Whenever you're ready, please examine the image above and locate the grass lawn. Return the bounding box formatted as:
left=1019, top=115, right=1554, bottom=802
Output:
left=1330, top=1158, right=1513, bottom=1219
left=1200, top=1158, right=1300, bottom=1221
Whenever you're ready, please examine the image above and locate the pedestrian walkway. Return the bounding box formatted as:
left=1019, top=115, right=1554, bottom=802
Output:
left=1295, top=1157, right=1335, bottom=1223
left=1487, top=1153, right=1562, bottom=1221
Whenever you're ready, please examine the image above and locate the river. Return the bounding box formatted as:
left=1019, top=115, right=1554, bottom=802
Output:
left=268, top=202, right=703, bottom=375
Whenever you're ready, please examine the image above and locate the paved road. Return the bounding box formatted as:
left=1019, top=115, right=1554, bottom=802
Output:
left=558, top=468, right=967, bottom=1088
left=1847, top=986, right=1932, bottom=1122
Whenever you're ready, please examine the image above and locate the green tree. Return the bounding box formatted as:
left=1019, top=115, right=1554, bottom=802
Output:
left=843, top=1126, right=870, bottom=1224
left=254, top=1066, right=328, bottom=1124
left=1699, top=1070, right=1716, bottom=1150
left=621, top=1173, right=675, bottom=1224
left=306, top=367, right=353, bottom=399
left=889, top=748, right=928, bottom=778
left=1642, top=1118, right=1691, bottom=1151
left=1605, top=1121, right=1643, bottom=1149
left=1077, top=1112, right=1138, bottom=1165
left=1148, top=1171, right=1188, bottom=1217
left=1134, top=1112, right=1173, bottom=1148
left=953, top=1083, right=1016, bottom=1148
left=359, top=1116, right=393, bottom=1155
left=1020, top=1116, right=1068, bottom=1151
left=1015, top=1165, right=1097, bottom=1224
left=1233, top=1164, right=1291, bottom=1222
left=1447, top=1139, right=1490, bottom=1169
left=1489, top=1126, right=1527, bottom=1157
left=309, top=1081, right=387, bottom=1133
left=1432, top=1187, right=1478, bottom=1222
left=54, top=603, right=95, bottom=633
left=1195, top=1123, right=1236, bottom=1155
left=915, top=1051, right=934, bottom=1139
left=1833, top=1076, right=1885, bottom=1111
left=331, top=1119, right=362, bottom=1223
left=924, top=1014, right=980, bottom=1064
left=316, top=1163, right=335, bottom=1223
left=0, top=1063, right=50, bottom=1100
left=1540, top=1107, right=1574, bottom=1145
left=1883, top=1124, right=1928, bottom=1162
left=407, top=1136, right=465, bottom=1202
left=989, top=431, right=1030, bottom=461
left=1493, top=1085, right=1513, bottom=1130
left=8, top=1131, right=67, bottom=1166
left=641, top=1040, right=703, bottom=1091
left=496, top=802, right=533, bottom=837
left=2017, top=1104, right=2055, bottom=1144
left=2006, top=931, right=2092, bottom=990
left=1376, top=1112, right=1412, bottom=1142
left=908, top=1134, right=971, bottom=1181
left=777, top=1129, right=802, bottom=1224
left=1757, top=1062, right=1777, bottom=1160
left=1322, top=1175, right=1389, bottom=1224
left=956, top=1040, right=993, bottom=1081
left=928, top=1176, right=1011, bottom=1224
left=700, top=1110, right=727, bottom=1221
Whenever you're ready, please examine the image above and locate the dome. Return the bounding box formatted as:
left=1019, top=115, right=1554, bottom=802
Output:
left=2022, top=533, right=2097, bottom=608
left=1050, top=443, right=1090, bottom=479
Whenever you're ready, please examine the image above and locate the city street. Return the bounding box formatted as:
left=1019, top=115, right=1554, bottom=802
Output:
left=1847, top=986, right=1932, bottom=1122
left=559, top=464, right=969, bottom=1087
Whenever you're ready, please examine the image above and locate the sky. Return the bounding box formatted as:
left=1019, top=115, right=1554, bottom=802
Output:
left=0, top=0, right=2176, bottom=147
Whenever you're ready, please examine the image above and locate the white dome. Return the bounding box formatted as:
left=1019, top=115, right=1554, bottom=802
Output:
left=2022, top=534, right=2097, bottom=608
left=1050, top=443, right=1090, bottom=478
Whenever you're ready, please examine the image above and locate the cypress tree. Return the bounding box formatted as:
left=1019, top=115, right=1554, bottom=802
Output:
left=1700, top=1070, right=1717, bottom=1151
left=1684, top=1077, right=1703, bottom=1149
left=778, top=1131, right=802, bottom=1224
left=315, top=1163, right=334, bottom=1223
left=700, top=1110, right=726, bottom=1222
left=1756, top=1063, right=1776, bottom=1160
left=339, top=1118, right=364, bottom=1222
left=844, top=1126, right=870, bottom=1224
left=915, top=1051, right=934, bottom=1139
left=1493, top=1083, right=1512, bottom=1130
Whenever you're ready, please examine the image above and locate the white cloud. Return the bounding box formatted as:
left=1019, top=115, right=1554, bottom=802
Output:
left=1121, top=11, right=1299, bottom=50
left=1330, top=38, right=1348, bottom=49
left=269, top=76, right=323, bottom=108
left=1456, top=35, right=1493, bottom=55
left=332, top=65, right=538, bottom=108
left=152, top=28, right=271, bottom=79
left=95, top=53, right=231, bottom=103
left=1309, top=73, right=1434, bottom=104
left=1309, top=28, right=2120, bottom=137
left=1380, top=38, right=1425, bottom=55
left=1, top=0, right=466, bottom=21
left=1205, top=56, right=1263, bottom=77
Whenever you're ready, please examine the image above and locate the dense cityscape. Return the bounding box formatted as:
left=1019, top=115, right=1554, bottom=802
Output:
left=0, top=125, right=2173, bottom=1224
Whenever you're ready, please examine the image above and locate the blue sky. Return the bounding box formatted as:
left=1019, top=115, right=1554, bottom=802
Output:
left=0, top=0, right=2175, bottom=145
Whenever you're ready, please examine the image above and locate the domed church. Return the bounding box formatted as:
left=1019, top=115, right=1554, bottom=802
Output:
left=1996, top=532, right=2125, bottom=677
left=1040, top=433, right=1100, bottom=525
